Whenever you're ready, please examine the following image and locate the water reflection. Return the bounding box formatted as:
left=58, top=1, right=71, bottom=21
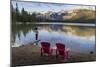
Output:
left=11, top=23, right=95, bottom=53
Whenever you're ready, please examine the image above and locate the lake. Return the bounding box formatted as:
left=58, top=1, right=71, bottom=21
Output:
left=11, top=22, right=96, bottom=53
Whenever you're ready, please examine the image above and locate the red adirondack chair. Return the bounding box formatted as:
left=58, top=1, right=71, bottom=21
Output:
left=56, top=43, right=69, bottom=60
left=40, top=42, right=53, bottom=59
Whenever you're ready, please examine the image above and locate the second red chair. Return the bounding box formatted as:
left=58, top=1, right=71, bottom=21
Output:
left=56, top=43, right=69, bottom=60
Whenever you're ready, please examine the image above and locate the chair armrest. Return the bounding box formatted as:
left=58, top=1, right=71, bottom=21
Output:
left=65, top=48, right=71, bottom=52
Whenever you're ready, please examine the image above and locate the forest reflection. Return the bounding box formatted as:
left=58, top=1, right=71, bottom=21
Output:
left=11, top=23, right=95, bottom=46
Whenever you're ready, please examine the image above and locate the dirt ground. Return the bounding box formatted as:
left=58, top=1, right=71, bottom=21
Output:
left=11, top=44, right=96, bottom=67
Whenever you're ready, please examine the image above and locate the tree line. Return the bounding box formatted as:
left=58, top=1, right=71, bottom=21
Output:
left=11, top=3, right=39, bottom=24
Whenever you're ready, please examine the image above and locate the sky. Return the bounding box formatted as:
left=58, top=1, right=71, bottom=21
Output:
left=11, top=1, right=95, bottom=13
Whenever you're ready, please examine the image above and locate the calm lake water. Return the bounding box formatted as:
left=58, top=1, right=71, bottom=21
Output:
left=11, top=23, right=96, bottom=53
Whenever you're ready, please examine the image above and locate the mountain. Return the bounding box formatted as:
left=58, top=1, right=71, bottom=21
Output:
left=33, top=9, right=96, bottom=23
left=63, top=9, right=96, bottom=23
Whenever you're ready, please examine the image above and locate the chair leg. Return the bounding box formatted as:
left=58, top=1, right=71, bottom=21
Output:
left=56, top=50, right=58, bottom=58
left=41, top=51, right=43, bottom=56
left=41, top=48, right=43, bottom=56
left=48, top=53, right=51, bottom=60
left=66, top=51, right=68, bottom=60
left=64, top=52, right=68, bottom=60
left=56, top=51, right=60, bottom=62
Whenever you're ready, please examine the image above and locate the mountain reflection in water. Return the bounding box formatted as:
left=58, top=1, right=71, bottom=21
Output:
left=11, top=23, right=95, bottom=53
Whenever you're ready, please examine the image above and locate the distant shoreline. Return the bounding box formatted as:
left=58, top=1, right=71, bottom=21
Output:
left=12, top=22, right=96, bottom=27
